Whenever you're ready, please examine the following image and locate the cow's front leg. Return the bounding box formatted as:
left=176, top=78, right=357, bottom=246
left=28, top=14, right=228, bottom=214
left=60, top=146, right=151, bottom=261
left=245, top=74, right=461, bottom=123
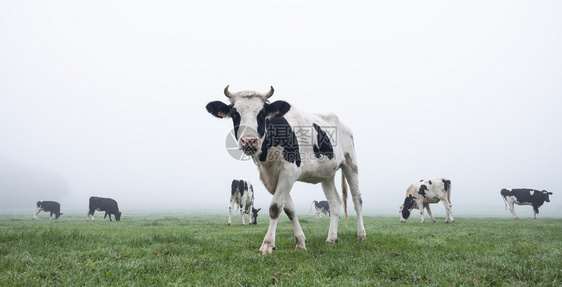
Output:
left=425, top=204, right=436, bottom=223
left=507, top=202, right=518, bottom=219
left=321, top=175, right=341, bottom=243
left=442, top=199, right=454, bottom=223
left=533, top=206, right=540, bottom=219
left=33, top=208, right=42, bottom=220
left=284, top=195, right=306, bottom=251
left=227, top=201, right=235, bottom=226
left=259, top=175, right=296, bottom=254
left=418, top=202, right=426, bottom=223
left=260, top=201, right=281, bottom=254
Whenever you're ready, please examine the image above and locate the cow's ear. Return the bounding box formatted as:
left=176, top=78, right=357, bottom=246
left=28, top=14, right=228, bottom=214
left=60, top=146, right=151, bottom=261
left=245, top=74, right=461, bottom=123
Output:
left=265, top=100, right=291, bottom=117
left=206, top=101, right=231, bottom=118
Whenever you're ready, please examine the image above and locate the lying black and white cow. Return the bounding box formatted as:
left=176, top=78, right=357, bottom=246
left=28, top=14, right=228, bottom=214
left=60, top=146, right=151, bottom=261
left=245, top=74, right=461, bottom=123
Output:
left=229, top=179, right=261, bottom=225
left=310, top=200, right=330, bottom=219
left=33, top=201, right=63, bottom=220
left=206, top=86, right=366, bottom=254
left=87, top=196, right=121, bottom=222
left=399, top=178, right=454, bottom=223
left=500, top=188, right=553, bottom=219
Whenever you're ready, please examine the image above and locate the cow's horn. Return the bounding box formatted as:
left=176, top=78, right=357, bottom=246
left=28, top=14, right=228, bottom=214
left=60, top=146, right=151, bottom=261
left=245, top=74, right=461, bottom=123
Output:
left=224, top=85, right=233, bottom=99
left=265, top=86, right=274, bottom=99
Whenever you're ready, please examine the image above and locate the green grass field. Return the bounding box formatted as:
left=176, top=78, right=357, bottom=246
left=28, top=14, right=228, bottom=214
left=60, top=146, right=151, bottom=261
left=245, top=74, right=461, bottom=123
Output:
left=1, top=214, right=560, bottom=286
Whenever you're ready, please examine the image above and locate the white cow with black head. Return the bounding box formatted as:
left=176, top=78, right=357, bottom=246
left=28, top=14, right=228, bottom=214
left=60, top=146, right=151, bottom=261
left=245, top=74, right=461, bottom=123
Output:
left=229, top=179, right=261, bottom=225
left=206, top=86, right=366, bottom=254
left=399, top=178, right=454, bottom=223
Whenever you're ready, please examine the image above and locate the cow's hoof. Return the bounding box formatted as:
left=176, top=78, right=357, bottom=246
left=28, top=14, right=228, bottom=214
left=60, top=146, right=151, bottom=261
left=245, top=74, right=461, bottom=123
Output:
left=295, top=243, right=307, bottom=251
left=358, top=235, right=366, bottom=242
left=259, top=242, right=275, bottom=255
left=227, top=223, right=231, bottom=226
left=326, top=238, right=338, bottom=244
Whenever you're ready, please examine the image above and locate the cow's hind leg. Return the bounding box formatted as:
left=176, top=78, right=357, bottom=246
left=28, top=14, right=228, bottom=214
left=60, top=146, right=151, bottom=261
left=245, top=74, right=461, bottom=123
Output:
left=508, top=203, right=519, bottom=220
left=228, top=200, right=235, bottom=226
left=342, top=154, right=367, bottom=242
left=321, top=174, right=341, bottom=243
left=418, top=202, right=426, bottom=223
left=284, top=195, right=307, bottom=251
left=441, top=198, right=454, bottom=223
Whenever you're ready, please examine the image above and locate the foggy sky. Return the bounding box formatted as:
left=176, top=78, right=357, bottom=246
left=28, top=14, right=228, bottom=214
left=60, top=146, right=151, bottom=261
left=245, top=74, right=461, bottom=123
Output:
left=1, top=1, right=561, bottom=219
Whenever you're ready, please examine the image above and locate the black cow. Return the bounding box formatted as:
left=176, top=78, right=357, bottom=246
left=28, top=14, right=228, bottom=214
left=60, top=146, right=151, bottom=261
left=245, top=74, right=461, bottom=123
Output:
left=310, top=200, right=330, bottom=219
left=33, top=201, right=63, bottom=220
left=500, top=188, right=553, bottom=219
left=87, top=196, right=121, bottom=222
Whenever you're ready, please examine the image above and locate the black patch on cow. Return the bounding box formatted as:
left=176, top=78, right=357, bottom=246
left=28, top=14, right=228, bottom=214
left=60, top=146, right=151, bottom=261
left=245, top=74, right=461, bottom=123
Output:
left=442, top=179, right=451, bottom=192
left=259, top=116, right=301, bottom=167
left=231, top=180, right=238, bottom=196
left=401, top=195, right=415, bottom=219
left=231, top=179, right=246, bottom=196
left=428, top=180, right=432, bottom=185
left=229, top=106, right=242, bottom=139
left=265, top=101, right=291, bottom=117
left=270, top=204, right=281, bottom=219
left=312, top=123, right=334, bottom=160
left=256, top=108, right=267, bottom=138
left=284, top=207, right=295, bottom=221
left=240, top=180, right=246, bottom=197
left=206, top=101, right=231, bottom=118
left=418, top=185, right=428, bottom=198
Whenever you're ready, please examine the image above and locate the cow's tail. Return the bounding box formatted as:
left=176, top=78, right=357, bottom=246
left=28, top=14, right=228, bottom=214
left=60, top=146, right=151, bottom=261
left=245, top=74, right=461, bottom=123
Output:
left=310, top=201, right=314, bottom=214
left=341, top=171, right=348, bottom=227
left=447, top=180, right=452, bottom=208
left=500, top=189, right=508, bottom=211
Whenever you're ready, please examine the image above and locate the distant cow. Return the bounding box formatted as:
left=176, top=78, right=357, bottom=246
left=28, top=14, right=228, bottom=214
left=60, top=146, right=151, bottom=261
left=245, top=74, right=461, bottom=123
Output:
left=310, top=200, right=330, bottom=219
left=500, top=188, right=553, bottom=219
left=400, top=178, right=454, bottom=223
left=87, top=196, right=121, bottom=222
left=33, top=201, right=63, bottom=220
left=229, top=179, right=261, bottom=225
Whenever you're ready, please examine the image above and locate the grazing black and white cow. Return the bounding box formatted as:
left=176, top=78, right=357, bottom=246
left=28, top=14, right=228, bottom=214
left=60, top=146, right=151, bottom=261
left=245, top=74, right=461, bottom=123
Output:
left=33, top=201, right=63, bottom=220
left=206, top=86, right=366, bottom=254
left=229, top=179, right=261, bottom=225
left=310, top=200, right=330, bottom=219
left=500, top=188, right=553, bottom=219
left=399, top=178, right=454, bottom=223
left=87, top=196, right=121, bottom=222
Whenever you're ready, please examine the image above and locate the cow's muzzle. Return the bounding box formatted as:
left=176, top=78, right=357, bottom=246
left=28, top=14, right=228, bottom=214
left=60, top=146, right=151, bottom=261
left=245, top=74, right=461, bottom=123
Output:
left=240, top=136, right=258, bottom=155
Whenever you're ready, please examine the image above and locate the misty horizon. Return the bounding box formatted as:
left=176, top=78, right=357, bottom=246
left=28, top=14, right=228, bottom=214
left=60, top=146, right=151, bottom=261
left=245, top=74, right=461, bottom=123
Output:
left=1, top=2, right=561, bottom=219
